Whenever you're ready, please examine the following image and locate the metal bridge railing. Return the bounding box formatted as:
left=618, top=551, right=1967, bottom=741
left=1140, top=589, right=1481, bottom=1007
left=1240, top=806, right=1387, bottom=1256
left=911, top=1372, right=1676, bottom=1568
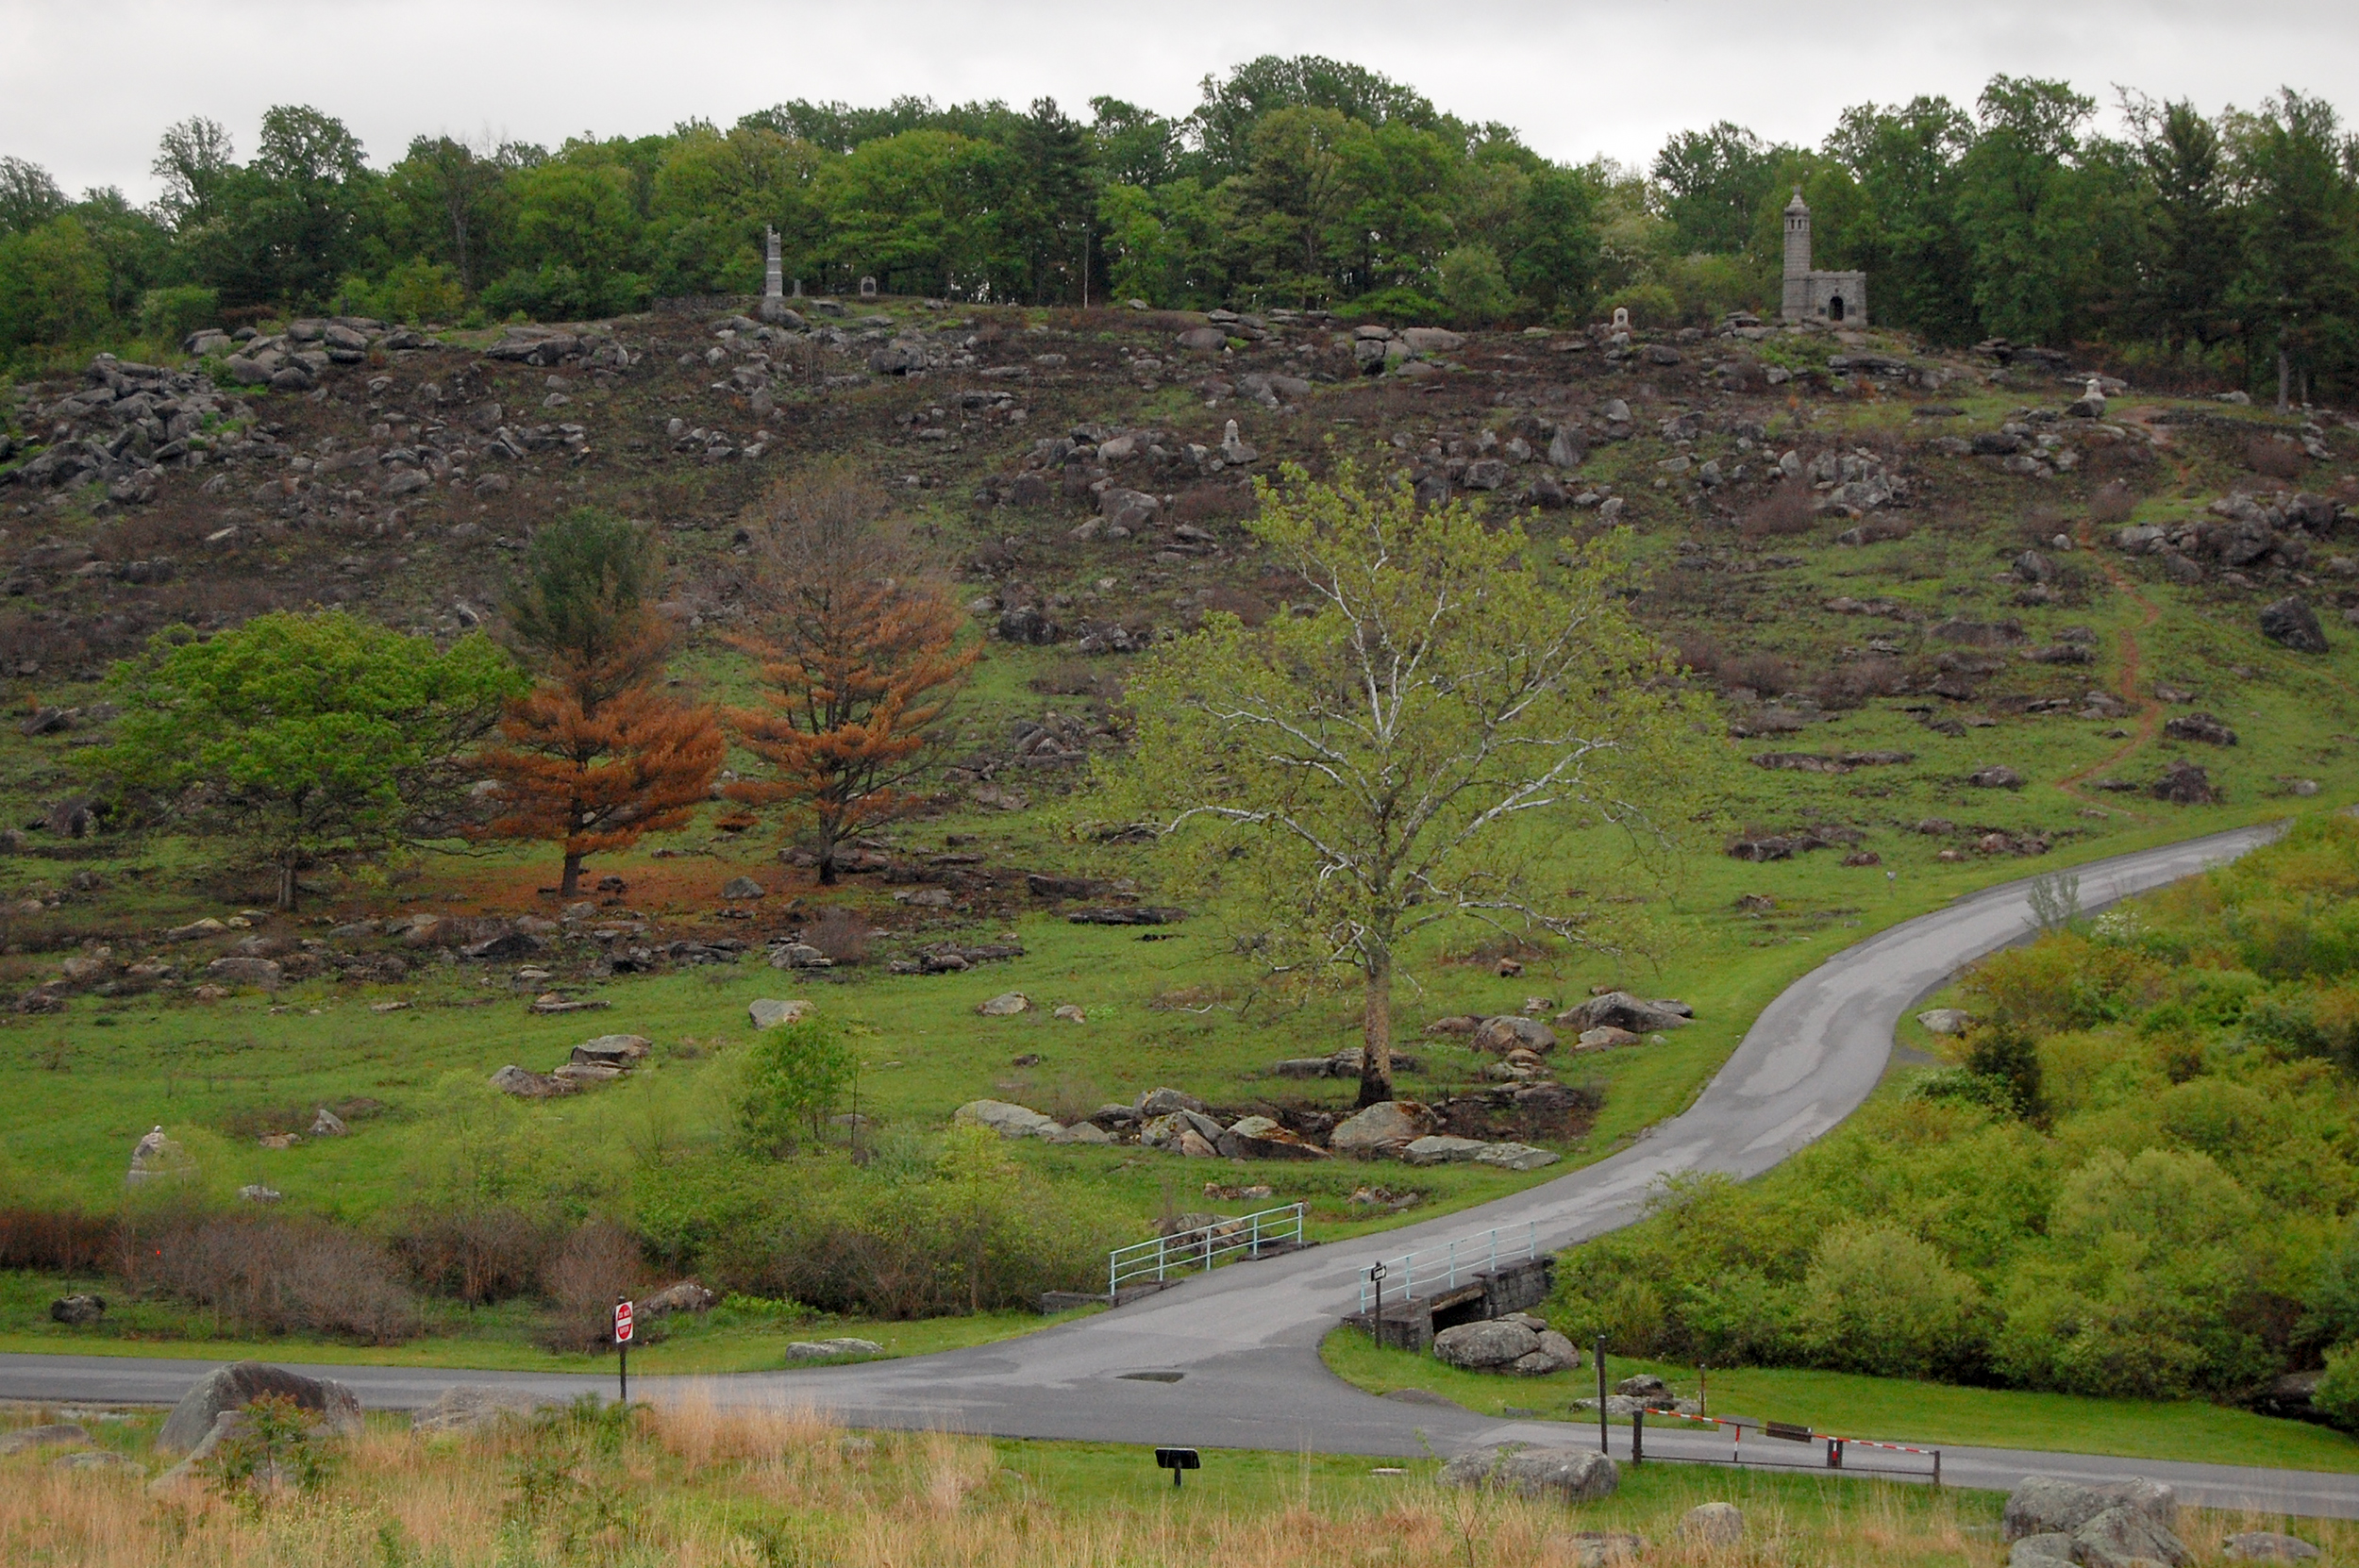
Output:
left=1108, top=1203, right=1306, bottom=1295
left=1357, top=1221, right=1539, bottom=1314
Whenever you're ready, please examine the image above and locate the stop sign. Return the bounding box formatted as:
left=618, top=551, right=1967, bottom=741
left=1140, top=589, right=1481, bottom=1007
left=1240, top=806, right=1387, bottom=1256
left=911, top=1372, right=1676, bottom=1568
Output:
left=613, top=1299, right=634, bottom=1343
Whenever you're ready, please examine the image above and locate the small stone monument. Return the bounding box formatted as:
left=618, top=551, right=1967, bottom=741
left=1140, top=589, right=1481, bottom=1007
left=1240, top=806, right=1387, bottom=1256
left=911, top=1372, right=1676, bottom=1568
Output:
left=1611, top=307, right=1631, bottom=331
left=859, top=275, right=878, bottom=299
left=758, top=226, right=790, bottom=323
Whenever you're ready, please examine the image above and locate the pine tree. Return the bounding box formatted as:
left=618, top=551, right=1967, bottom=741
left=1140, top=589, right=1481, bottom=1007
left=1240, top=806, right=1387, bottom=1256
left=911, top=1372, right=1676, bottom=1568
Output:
left=727, top=470, right=976, bottom=883
left=477, top=511, right=722, bottom=896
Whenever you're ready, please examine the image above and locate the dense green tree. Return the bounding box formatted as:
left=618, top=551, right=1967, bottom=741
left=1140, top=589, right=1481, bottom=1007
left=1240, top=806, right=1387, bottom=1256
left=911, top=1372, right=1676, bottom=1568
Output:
left=2228, top=91, right=2359, bottom=409
left=1655, top=121, right=1782, bottom=256
left=0, top=216, right=112, bottom=348
left=1824, top=96, right=1980, bottom=342
left=735, top=1019, right=857, bottom=1155
left=1188, top=55, right=1453, bottom=180
left=1955, top=76, right=2101, bottom=344
left=1088, top=465, right=1700, bottom=1108
left=2123, top=96, right=2238, bottom=355
left=90, top=613, right=521, bottom=909
left=0, top=156, right=67, bottom=237
left=150, top=117, right=238, bottom=234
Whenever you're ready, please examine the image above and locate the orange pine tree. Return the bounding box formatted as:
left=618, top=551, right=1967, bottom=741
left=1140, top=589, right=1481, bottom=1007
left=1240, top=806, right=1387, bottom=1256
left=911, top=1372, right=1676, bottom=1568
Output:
left=476, top=510, right=723, bottom=896
left=728, top=472, right=977, bottom=883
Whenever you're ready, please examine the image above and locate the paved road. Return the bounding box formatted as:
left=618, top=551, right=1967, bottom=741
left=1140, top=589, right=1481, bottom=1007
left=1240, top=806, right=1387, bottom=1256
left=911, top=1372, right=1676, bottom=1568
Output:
left=12, top=823, right=2355, bottom=1513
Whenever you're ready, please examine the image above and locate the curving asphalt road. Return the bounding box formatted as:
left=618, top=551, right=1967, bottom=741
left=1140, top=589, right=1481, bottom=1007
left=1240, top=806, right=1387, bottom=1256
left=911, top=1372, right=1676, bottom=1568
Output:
left=12, top=821, right=2358, bottom=1514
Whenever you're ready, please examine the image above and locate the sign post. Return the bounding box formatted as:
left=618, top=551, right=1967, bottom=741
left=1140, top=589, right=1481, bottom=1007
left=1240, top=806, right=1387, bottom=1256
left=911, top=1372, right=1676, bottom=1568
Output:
left=1595, top=1335, right=1608, bottom=1455
left=613, top=1295, right=634, bottom=1403
left=1367, top=1262, right=1388, bottom=1348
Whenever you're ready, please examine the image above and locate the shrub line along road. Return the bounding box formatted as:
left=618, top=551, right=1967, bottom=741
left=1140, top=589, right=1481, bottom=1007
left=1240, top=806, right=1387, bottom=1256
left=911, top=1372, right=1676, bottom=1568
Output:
left=9, top=822, right=2359, bottom=1514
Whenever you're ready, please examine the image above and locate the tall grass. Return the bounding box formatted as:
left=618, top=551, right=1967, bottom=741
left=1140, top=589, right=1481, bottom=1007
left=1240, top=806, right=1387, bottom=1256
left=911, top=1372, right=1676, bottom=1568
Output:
left=8, top=1394, right=2344, bottom=1567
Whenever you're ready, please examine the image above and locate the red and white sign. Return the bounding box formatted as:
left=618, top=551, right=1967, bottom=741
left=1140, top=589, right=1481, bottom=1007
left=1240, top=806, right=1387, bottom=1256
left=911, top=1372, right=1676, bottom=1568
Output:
left=613, top=1300, right=634, bottom=1343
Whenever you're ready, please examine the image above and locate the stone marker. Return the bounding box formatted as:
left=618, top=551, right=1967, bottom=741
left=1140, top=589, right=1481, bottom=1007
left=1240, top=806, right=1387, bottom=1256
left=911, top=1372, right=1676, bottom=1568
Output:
left=748, top=998, right=813, bottom=1029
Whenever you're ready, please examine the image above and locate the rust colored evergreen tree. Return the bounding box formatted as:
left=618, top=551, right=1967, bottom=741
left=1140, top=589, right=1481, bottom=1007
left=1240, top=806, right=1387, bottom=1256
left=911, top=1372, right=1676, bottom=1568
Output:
left=477, top=510, right=723, bottom=895
left=728, top=470, right=976, bottom=882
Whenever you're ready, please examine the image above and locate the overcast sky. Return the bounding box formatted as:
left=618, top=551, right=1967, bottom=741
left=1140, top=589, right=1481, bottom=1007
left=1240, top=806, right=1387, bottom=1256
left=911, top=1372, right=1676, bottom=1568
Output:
left=6, top=0, right=2355, bottom=200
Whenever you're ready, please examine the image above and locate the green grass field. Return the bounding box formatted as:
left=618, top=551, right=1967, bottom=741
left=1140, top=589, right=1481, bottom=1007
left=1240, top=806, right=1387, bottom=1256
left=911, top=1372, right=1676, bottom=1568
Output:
left=1320, top=1328, right=2359, bottom=1473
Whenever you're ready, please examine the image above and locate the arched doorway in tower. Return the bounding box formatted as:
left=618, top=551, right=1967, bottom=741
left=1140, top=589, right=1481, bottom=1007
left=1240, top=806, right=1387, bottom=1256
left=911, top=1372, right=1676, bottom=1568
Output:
left=1827, top=295, right=1846, bottom=322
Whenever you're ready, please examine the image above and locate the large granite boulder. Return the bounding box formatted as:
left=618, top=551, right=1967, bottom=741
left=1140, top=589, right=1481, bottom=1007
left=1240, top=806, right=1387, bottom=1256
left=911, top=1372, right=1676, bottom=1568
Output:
left=1434, top=1320, right=1538, bottom=1369
left=1439, top=1444, right=1617, bottom=1502
left=2261, top=597, right=2329, bottom=653
left=953, top=1099, right=1061, bottom=1139
left=1330, top=1100, right=1438, bottom=1154
left=157, top=1361, right=362, bottom=1454
left=1556, top=992, right=1691, bottom=1034
left=2002, top=1474, right=2177, bottom=1541
left=2075, top=1506, right=2192, bottom=1568
left=1680, top=1503, right=1746, bottom=1544
left=1471, top=1016, right=1558, bottom=1054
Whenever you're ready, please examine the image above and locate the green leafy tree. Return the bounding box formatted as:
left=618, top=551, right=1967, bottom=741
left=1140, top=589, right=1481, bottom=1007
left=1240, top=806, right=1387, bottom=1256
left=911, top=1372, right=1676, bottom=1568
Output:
left=1437, top=242, right=1514, bottom=323
left=150, top=117, right=239, bottom=235
left=1823, top=96, right=1980, bottom=342
left=90, top=612, right=522, bottom=909
left=1088, top=464, right=1702, bottom=1107
left=735, top=1019, right=855, bottom=1155
left=0, top=217, right=113, bottom=349
left=2228, top=91, right=2359, bottom=409
left=1955, top=75, right=2102, bottom=345
left=0, top=156, right=69, bottom=237
left=1654, top=121, right=1782, bottom=256
left=1504, top=165, right=1601, bottom=319
left=2123, top=95, right=2237, bottom=356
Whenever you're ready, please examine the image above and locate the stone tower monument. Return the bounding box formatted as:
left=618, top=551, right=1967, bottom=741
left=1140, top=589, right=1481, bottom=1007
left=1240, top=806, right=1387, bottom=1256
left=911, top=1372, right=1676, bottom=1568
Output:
left=759, top=225, right=789, bottom=322
left=1780, top=190, right=1867, bottom=326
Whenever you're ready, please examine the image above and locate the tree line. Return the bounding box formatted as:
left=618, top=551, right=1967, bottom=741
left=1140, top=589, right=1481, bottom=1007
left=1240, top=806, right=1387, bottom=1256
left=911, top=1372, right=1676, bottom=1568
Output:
left=0, top=58, right=2354, bottom=394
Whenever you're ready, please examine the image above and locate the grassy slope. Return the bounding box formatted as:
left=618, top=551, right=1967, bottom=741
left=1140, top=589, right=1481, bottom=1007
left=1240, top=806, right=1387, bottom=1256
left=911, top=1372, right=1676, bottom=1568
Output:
left=1319, top=1329, right=2359, bottom=1474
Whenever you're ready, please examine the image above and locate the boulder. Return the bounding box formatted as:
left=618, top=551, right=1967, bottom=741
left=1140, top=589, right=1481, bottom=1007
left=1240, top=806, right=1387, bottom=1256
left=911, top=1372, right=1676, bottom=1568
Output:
left=571, top=1034, right=651, bottom=1067
left=1471, top=1016, right=1557, bottom=1054
left=410, top=1384, right=564, bottom=1434
left=157, top=1361, right=362, bottom=1454
left=2074, top=1506, right=2191, bottom=1568
left=1330, top=1100, right=1438, bottom=1154
left=2152, top=761, right=2219, bottom=805
left=977, top=991, right=1030, bottom=1016
left=1474, top=1142, right=1559, bottom=1172
left=1175, top=327, right=1229, bottom=352
left=1516, top=1330, right=1581, bottom=1374
left=1679, top=1503, right=1745, bottom=1545
left=1403, top=1135, right=1492, bottom=1166
left=2163, top=712, right=2237, bottom=746
left=205, top=956, right=283, bottom=990
left=2002, top=1475, right=2177, bottom=1542
left=1047, top=1121, right=1113, bottom=1144
left=1556, top=993, right=1691, bottom=1034
left=1556, top=1532, right=1648, bottom=1568
left=786, top=1337, right=882, bottom=1359
left=1219, top=1115, right=1330, bottom=1160
left=748, top=998, right=813, bottom=1029
left=953, top=1099, right=1061, bottom=1139
left=1136, top=1086, right=1208, bottom=1117
left=49, top=1293, right=106, bottom=1325
left=309, top=1107, right=348, bottom=1137
left=125, top=1126, right=189, bottom=1185
left=1400, top=327, right=1465, bottom=354
left=1438, top=1445, right=1617, bottom=1503
left=2260, top=597, right=2329, bottom=654
left=0, top=1422, right=88, bottom=1455
left=720, top=876, right=767, bottom=900
left=640, top=1280, right=716, bottom=1317
left=489, top=1064, right=575, bottom=1098
left=1970, top=766, right=2025, bottom=789
left=1615, top=1374, right=1667, bottom=1397
left=1916, top=1008, right=1974, bottom=1036
left=2011, top=1534, right=2076, bottom=1567
left=1434, top=1320, right=1540, bottom=1368
left=2223, top=1534, right=2321, bottom=1561
left=1177, top=1127, right=1220, bottom=1158
left=1577, top=1026, right=1640, bottom=1050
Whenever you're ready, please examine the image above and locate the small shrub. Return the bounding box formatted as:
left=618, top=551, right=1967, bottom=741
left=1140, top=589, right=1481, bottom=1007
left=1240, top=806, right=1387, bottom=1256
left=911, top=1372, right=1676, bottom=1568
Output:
left=1172, top=483, right=1256, bottom=525
left=736, top=1019, right=856, bottom=1156
left=2315, top=1343, right=2359, bottom=1430
left=394, top=1204, right=555, bottom=1305
left=542, top=1220, right=643, bottom=1351
left=1718, top=651, right=1796, bottom=697
left=138, top=285, right=219, bottom=344
left=1811, top=659, right=1903, bottom=709
left=151, top=1215, right=420, bottom=1343
left=200, top=1393, right=339, bottom=1515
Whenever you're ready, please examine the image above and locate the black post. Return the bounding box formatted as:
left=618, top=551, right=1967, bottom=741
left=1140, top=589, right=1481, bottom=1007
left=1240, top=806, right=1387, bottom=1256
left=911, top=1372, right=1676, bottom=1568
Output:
left=1631, top=1405, right=1644, bottom=1465
left=1369, top=1262, right=1388, bottom=1349
left=1595, top=1335, right=1608, bottom=1455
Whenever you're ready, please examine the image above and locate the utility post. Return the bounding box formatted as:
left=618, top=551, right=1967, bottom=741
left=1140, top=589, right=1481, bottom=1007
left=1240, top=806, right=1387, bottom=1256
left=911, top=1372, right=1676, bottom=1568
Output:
left=1368, top=1261, right=1388, bottom=1348
left=613, top=1294, right=634, bottom=1404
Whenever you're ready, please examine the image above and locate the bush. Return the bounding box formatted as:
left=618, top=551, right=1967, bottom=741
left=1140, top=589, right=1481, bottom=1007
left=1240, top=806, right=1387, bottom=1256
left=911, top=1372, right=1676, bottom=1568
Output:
left=1796, top=1222, right=1984, bottom=1378
left=542, top=1220, right=642, bottom=1350
left=336, top=258, right=463, bottom=325
left=2315, top=1343, right=2359, bottom=1430
left=1437, top=244, right=1514, bottom=325
left=2248, top=438, right=2308, bottom=480
left=479, top=262, right=649, bottom=323
left=737, top=1019, right=856, bottom=1155
left=1596, top=282, right=1677, bottom=329
left=393, top=1203, right=555, bottom=1305
left=138, top=285, right=219, bottom=344
left=150, top=1214, right=420, bottom=1343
